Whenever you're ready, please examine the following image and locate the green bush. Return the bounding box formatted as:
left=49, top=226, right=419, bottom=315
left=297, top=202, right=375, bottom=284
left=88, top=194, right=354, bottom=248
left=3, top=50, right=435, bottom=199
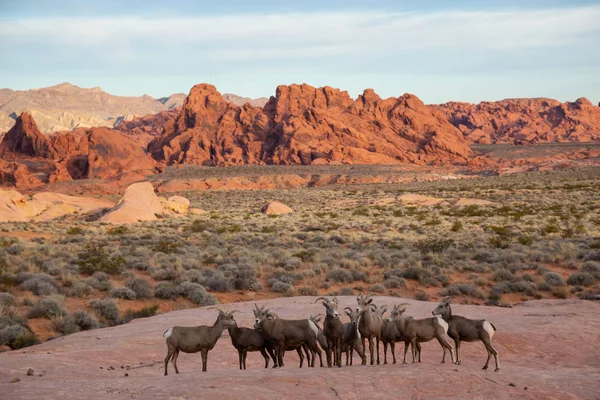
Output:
left=66, top=226, right=84, bottom=235
left=326, top=269, right=354, bottom=283
left=544, top=272, right=566, bottom=286
left=53, top=311, right=99, bottom=335
left=122, top=304, right=159, bottom=323
left=109, top=287, right=137, bottom=300
left=370, top=283, right=385, bottom=293
left=27, top=297, right=67, bottom=319
left=0, top=324, right=40, bottom=349
left=154, top=281, right=181, bottom=299
left=178, top=282, right=217, bottom=306
left=566, top=272, right=596, bottom=287
left=441, top=284, right=484, bottom=299
left=126, top=278, right=151, bottom=299
left=77, top=242, right=126, bottom=275
left=23, top=274, right=59, bottom=296
left=152, top=239, right=182, bottom=254
left=89, top=298, right=120, bottom=326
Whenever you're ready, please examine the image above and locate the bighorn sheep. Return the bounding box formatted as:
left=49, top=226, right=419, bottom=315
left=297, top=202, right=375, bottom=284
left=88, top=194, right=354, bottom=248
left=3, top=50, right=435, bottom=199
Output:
left=163, top=308, right=237, bottom=376
left=309, top=314, right=329, bottom=352
left=356, top=293, right=383, bottom=365
left=315, top=296, right=344, bottom=367
left=381, top=304, right=422, bottom=364
left=402, top=309, right=454, bottom=365
left=228, top=325, right=275, bottom=370
left=432, top=297, right=499, bottom=371
left=341, top=307, right=365, bottom=366
left=253, top=304, right=323, bottom=368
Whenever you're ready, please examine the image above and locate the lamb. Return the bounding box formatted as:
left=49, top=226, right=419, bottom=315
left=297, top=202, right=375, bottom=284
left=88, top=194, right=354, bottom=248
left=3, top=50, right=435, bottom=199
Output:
left=432, top=297, right=499, bottom=371
left=314, top=296, right=344, bottom=367
left=163, top=308, right=237, bottom=376
left=402, top=310, right=454, bottom=365
left=253, top=304, right=323, bottom=368
left=356, top=293, right=383, bottom=365
left=341, top=307, right=365, bottom=366
left=228, top=325, right=275, bottom=370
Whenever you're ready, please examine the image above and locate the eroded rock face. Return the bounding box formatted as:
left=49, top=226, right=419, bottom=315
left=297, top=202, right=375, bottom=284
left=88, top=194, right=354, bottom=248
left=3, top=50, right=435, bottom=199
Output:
left=0, top=113, right=156, bottom=187
left=437, top=97, right=600, bottom=144
left=261, top=201, right=293, bottom=215
left=148, top=84, right=473, bottom=166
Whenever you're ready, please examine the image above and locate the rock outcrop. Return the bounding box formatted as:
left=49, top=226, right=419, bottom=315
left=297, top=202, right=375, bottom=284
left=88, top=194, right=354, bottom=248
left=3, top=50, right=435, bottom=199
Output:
left=437, top=97, right=600, bottom=144
left=0, top=188, right=114, bottom=222
left=148, top=83, right=473, bottom=167
left=261, top=201, right=293, bottom=215
left=99, top=182, right=191, bottom=224
left=0, top=112, right=156, bottom=188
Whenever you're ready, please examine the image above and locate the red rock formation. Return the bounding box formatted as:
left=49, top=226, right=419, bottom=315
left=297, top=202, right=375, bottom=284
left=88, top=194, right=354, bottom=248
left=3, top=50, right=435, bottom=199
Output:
left=0, top=113, right=156, bottom=188
left=148, top=84, right=473, bottom=166
left=0, top=112, right=56, bottom=158
left=437, top=97, right=600, bottom=144
left=115, top=109, right=179, bottom=145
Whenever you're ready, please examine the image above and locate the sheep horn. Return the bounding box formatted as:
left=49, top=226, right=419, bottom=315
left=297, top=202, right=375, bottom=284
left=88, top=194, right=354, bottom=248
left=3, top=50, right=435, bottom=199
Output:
left=344, top=307, right=353, bottom=313
left=314, top=297, right=329, bottom=304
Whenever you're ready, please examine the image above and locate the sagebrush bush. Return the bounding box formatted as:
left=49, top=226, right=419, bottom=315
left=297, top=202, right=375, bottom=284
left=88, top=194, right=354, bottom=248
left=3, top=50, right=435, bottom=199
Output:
left=383, top=277, right=406, bottom=289
left=109, top=287, right=137, bottom=300
left=89, top=298, right=120, bottom=326
left=122, top=304, right=159, bottom=323
left=27, top=297, right=67, bottom=319
left=441, top=284, right=484, bottom=299
left=77, top=241, right=126, bottom=275
left=0, top=324, right=40, bottom=349
left=69, top=281, right=93, bottom=297
left=326, top=269, right=354, bottom=283
left=298, top=286, right=318, bottom=296
left=126, top=278, right=151, bottom=299
left=370, top=283, right=385, bottom=293
left=22, top=274, right=58, bottom=296
left=0, top=292, right=15, bottom=306
left=178, top=282, right=217, bottom=305
left=154, top=281, right=181, bottom=299
left=566, top=272, right=596, bottom=287
left=53, top=311, right=99, bottom=335
left=544, top=272, right=566, bottom=286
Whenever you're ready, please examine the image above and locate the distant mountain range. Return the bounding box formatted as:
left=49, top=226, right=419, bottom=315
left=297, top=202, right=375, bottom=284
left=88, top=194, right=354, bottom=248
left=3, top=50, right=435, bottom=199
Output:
left=0, top=83, right=268, bottom=134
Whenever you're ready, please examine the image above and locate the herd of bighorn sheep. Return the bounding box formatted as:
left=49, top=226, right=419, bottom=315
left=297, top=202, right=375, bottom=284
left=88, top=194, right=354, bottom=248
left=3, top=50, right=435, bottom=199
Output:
left=162, top=295, right=499, bottom=376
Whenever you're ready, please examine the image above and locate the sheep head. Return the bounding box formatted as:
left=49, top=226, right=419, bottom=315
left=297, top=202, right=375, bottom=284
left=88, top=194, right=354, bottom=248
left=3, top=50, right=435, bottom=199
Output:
left=315, top=296, right=340, bottom=318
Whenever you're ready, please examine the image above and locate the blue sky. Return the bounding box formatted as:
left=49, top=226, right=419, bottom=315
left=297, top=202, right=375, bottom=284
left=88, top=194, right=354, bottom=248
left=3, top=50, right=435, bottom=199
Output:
left=1, top=0, right=599, bottom=104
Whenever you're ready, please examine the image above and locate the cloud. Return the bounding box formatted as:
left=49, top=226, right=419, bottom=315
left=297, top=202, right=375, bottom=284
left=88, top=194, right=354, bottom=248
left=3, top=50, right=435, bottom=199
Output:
left=1, top=6, right=599, bottom=60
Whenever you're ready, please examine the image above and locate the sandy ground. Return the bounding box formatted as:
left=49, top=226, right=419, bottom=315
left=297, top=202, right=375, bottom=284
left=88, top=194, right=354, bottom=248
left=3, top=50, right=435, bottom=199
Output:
left=0, top=297, right=599, bottom=400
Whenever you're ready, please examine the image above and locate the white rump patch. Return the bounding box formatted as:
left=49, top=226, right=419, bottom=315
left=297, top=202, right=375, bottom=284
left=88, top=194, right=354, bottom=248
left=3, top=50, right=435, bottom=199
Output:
left=435, top=316, right=449, bottom=334
left=308, top=319, right=319, bottom=338
left=163, top=327, right=173, bottom=339
left=483, top=321, right=495, bottom=339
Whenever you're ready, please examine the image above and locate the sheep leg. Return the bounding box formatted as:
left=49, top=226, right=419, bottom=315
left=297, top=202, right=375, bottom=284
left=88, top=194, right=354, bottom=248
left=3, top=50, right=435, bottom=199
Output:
left=172, top=349, right=180, bottom=374
left=336, top=339, right=342, bottom=368
left=242, top=349, right=248, bottom=370
left=410, top=339, right=417, bottom=363
left=361, top=336, right=367, bottom=365
left=302, top=343, right=313, bottom=367
left=307, top=341, right=321, bottom=368
left=383, top=341, right=388, bottom=364
left=391, top=341, right=397, bottom=364
left=402, top=341, right=409, bottom=364
left=201, top=348, right=208, bottom=372
left=417, top=342, right=422, bottom=363
left=278, top=344, right=285, bottom=368
left=345, top=346, right=350, bottom=366
left=164, top=347, right=174, bottom=376
left=437, top=337, right=454, bottom=364
left=260, top=348, right=270, bottom=369
left=482, top=338, right=500, bottom=372
left=325, top=339, right=333, bottom=367
left=267, top=346, right=278, bottom=368
left=368, top=337, right=375, bottom=365
left=376, top=336, right=380, bottom=365
left=454, top=338, right=461, bottom=365
left=238, top=350, right=243, bottom=370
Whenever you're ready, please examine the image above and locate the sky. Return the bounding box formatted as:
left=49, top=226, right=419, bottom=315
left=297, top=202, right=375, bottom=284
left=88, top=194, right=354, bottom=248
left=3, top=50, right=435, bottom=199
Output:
left=0, top=0, right=599, bottom=104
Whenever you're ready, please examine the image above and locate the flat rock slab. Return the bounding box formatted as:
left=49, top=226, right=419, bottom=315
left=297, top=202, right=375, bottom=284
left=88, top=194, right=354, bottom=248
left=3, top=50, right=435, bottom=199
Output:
left=1, top=298, right=599, bottom=400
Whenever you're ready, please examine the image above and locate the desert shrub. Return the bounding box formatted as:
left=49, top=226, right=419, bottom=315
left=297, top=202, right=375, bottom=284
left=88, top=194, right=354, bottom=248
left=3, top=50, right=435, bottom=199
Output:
left=338, top=287, right=354, bottom=296
left=153, top=239, right=182, bottom=254
left=283, top=257, right=302, bottom=271
left=53, top=311, right=99, bottom=335
left=0, top=292, right=15, bottom=306
left=536, top=282, right=551, bottom=291
left=126, top=278, right=151, bottom=299
left=384, top=277, right=406, bottom=289
left=415, top=238, right=454, bottom=254
left=89, top=298, right=120, bottom=326
left=535, top=266, right=550, bottom=275
left=517, top=235, right=534, bottom=246
left=414, top=292, right=429, bottom=301
left=154, top=281, right=181, bottom=299
left=552, top=287, right=568, bottom=299
left=77, top=241, right=126, bottom=275
left=270, top=280, right=293, bottom=293
left=370, top=283, right=385, bottom=293
left=451, top=220, right=463, bottom=232
left=69, top=281, right=93, bottom=297
left=441, top=284, right=484, bottom=299
left=326, top=269, right=354, bottom=283
left=178, top=282, right=217, bottom=306
left=383, top=268, right=405, bottom=279
left=566, top=272, right=596, bottom=287
left=150, top=267, right=180, bottom=281
left=107, top=226, right=128, bottom=235
left=218, top=264, right=260, bottom=291
left=109, top=287, right=137, bottom=300
left=0, top=324, right=40, bottom=349
left=581, top=261, right=600, bottom=279
left=85, top=277, right=112, bottom=292
left=204, top=274, right=231, bottom=292
left=66, top=226, right=84, bottom=235
left=27, top=297, right=67, bottom=319
left=122, top=304, right=159, bottom=323
left=544, top=272, right=566, bottom=286
left=22, top=274, right=58, bottom=296
left=298, top=286, right=318, bottom=296
left=403, top=267, right=432, bottom=282
left=493, top=269, right=515, bottom=282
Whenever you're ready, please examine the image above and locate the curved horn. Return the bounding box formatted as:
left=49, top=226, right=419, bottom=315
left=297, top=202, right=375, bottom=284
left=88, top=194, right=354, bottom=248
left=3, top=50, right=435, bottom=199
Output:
left=442, top=296, right=452, bottom=304
left=356, top=293, right=364, bottom=301
left=344, top=306, right=353, bottom=313
left=314, top=296, right=329, bottom=304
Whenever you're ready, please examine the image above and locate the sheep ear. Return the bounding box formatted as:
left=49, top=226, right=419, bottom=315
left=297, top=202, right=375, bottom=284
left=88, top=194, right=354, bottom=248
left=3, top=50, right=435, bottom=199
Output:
left=367, top=298, right=373, bottom=304
left=357, top=293, right=363, bottom=301
left=442, top=296, right=451, bottom=304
